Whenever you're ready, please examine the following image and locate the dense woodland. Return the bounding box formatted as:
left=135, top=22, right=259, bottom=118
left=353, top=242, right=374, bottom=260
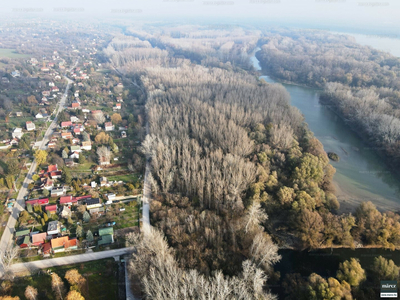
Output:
left=102, top=26, right=400, bottom=299
left=257, top=30, right=400, bottom=170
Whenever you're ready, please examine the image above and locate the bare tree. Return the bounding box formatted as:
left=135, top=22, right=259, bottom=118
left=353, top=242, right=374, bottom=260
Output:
left=93, top=111, right=105, bottom=124
left=96, top=146, right=111, bottom=165
left=0, top=247, right=19, bottom=279
left=24, top=285, right=38, bottom=300
left=243, top=202, right=268, bottom=233
left=51, top=273, right=66, bottom=300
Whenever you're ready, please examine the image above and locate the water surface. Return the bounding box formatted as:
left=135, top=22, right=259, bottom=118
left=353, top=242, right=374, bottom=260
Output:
left=251, top=51, right=400, bottom=212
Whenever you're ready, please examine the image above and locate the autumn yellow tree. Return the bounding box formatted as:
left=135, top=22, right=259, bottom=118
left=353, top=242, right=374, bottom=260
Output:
left=94, top=132, right=110, bottom=144
left=65, top=269, right=87, bottom=295
left=111, top=113, right=122, bottom=125
left=27, top=95, right=38, bottom=105
left=66, top=290, right=84, bottom=300
left=34, top=150, right=48, bottom=165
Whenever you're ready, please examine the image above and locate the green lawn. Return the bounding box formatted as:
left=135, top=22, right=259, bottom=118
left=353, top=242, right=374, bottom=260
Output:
left=0, top=48, right=30, bottom=59
left=108, top=173, right=138, bottom=183
left=8, top=259, right=119, bottom=300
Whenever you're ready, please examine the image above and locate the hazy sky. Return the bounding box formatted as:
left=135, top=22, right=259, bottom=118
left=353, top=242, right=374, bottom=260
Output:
left=1, top=0, right=400, bottom=34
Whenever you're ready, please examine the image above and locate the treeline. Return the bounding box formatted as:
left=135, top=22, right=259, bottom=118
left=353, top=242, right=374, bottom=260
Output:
left=321, top=82, right=400, bottom=168
left=257, top=30, right=400, bottom=169
left=257, top=30, right=400, bottom=90
left=283, top=255, right=400, bottom=300
left=127, top=228, right=277, bottom=300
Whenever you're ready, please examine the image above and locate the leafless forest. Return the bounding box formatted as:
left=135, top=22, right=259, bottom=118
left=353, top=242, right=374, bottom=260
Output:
left=102, top=26, right=400, bottom=299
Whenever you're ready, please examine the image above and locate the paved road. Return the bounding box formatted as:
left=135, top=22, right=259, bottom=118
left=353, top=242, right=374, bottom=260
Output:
left=11, top=247, right=134, bottom=275
left=0, top=61, right=77, bottom=277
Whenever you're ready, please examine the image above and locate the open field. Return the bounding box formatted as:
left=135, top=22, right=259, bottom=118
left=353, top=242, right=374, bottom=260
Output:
left=6, top=258, right=119, bottom=300
left=0, top=48, right=30, bottom=59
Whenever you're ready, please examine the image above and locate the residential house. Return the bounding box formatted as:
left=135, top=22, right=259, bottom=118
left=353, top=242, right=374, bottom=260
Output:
left=49, top=82, right=55, bottom=87
left=11, top=70, right=20, bottom=78
left=72, top=138, right=80, bottom=145
left=25, top=198, right=49, bottom=206
left=116, top=83, right=123, bottom=88
left=98, top=227, right=114, bottom=246
left=15, top=111, right=23, bottom=117
left=26, top=122, right=35, bottom=131
left=51, top=236, right=78, bottom=253
left=81, top=141, right=92, bottom=151
left=48, top=142, right=56, bottom=149
left=31, top=232, right=47, bottom=246
left=70, top=145, right=81, bottom=153
left=61, top=132, right=72, bottom=139
left=47, top=164, right=58, bottom=173
left=19, top=236, right=30, bottom=248
left=45, top=205, right=57, bottom=214
left=44, top=179, right=54, bottom=191
left=91, top=181, right=97, bottom=188
left=61, top=121, right=72, bottom=128
left=35, top=113, right=44, bottom=119
left=107, top=193, right=116, bottom=201
left=42, top=91, right=50, bottom=97
left=104, top=122, right=114, bottom=131
left=12, top=128, right=23, bottom=139
left=121, top=131, right=127, bottom=138
left=42, top=242, right=51, bottom=256
left=71, top=102, right=80, bottom=109
left=15, top=229, right=31, bottom=239
left=47, top=221, right=61, bottom=235
left=89, top=207, right=104, bottom=216
left=50, top=171, right=62, bottom=179
left=70, top=116, right=80, bottom=123
left=51, top=86, right=59, bottom=92
left=100, top=177, right=108, bottom=187
left=116, top=97, right=123, bottom=103
left=85, top=198, right=101, bottom=209
left=51, top=187, right=65, bottom=197
left=60, top=206, right=71, bottom=218
left=64, top=159, right=75, bottom=167
left=99, top=156, right=110, bottom=166
left=59, top=195, right=77, bottom=206
left=70, top=152, right=80, bottom=159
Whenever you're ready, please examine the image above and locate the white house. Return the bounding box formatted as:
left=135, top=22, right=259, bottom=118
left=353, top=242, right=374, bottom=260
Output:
left=81, top=141, right=92, bottom=151
left=104, top=122, right=114, bottom=131
left=26, top=121, right=35, bottom=131
left=70, top=152, right=80, bottom=159
left=47, top=221, right=61, bottom=235
left=49, top=82, right=55, bottom=87
left=35, top=113, right=44, bottom=119
left=11, top=70, right=20, bottom=78
left=12, top=128, right=24, bottom=139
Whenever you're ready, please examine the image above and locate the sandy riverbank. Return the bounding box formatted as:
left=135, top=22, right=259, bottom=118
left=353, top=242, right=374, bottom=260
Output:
left=334, top=180, right=400, bottom=214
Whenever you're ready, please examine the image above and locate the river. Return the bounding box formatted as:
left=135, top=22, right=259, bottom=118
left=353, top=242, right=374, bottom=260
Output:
left=251, top=50, right=400, bottom=213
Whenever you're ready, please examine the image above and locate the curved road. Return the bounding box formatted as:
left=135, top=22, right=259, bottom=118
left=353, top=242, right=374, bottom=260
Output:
left=0, top=61, right=77, bottom=277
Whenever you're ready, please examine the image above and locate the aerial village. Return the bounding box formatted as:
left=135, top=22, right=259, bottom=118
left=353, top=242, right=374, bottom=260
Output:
left=0, top=36, right=145, bottom=261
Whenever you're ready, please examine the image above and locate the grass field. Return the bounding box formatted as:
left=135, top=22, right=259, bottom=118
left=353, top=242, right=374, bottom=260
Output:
left=0, top=48, right=30, bottom=59
left=108, top=173, right=138, bottom=183
left=8, top=259, right=119, bottom=300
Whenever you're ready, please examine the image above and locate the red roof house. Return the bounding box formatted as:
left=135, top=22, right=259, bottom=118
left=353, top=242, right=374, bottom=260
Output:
left=26, top=198, right=49, bottom=206
left=61, top=121, right=72, bottom=128
left=45, top=204, right=57, bottom=214
left=60, top=195, right=78, bottom=205
left=32, top=232, right=47, bottom=246
left=47, top=164, right=58, bottom=173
